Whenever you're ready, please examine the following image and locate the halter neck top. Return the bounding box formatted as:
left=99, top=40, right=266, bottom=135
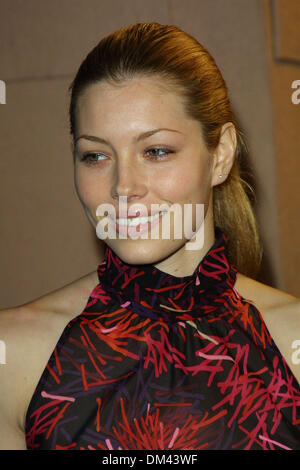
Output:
left=25, top=226, right=300, bottom=450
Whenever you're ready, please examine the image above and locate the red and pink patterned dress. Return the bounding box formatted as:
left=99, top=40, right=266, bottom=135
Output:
left=25, top=226, right=300, bottom=450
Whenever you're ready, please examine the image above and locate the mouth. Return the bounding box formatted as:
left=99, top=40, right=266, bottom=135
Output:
left=114, top=210, right=168, bottom=227
left=109, top=210, right=168, bottom=236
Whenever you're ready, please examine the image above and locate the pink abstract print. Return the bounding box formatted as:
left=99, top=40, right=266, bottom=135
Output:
left=25, top=227, right=300, bottom=450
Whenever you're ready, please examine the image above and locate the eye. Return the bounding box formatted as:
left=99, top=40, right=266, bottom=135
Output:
left=144, top=148, right=173, bottom=160
left=80, top=153, right=107, bottom=165
left=79, top=147, right=173, bottom=165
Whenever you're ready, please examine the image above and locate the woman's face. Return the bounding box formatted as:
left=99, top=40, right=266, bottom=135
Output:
left=73, top=76, right=218, bottom=266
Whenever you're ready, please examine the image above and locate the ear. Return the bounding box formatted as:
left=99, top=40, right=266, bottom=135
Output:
left=211, top=122, right=237, bottom=187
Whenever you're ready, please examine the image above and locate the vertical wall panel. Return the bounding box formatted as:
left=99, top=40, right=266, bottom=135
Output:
left=264, top=0, right=300, bottom=295
left=0, top=0, right=298, bottom=308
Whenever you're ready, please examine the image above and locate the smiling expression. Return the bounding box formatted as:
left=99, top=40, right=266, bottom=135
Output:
left=73, top=76, right=217, bottom=268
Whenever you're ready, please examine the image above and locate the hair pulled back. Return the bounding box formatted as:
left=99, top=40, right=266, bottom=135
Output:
left=68, top=22, right=263, bottom=277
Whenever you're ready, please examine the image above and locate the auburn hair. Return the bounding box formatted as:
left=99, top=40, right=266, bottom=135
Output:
left=68, top=22, right=263, bottom=278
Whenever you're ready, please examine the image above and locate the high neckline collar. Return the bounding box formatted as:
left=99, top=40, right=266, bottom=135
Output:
left=97, top=226, right=237, bottom=319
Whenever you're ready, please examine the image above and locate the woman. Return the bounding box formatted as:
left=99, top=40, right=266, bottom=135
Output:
left=0, top=22, right=299, bottom=451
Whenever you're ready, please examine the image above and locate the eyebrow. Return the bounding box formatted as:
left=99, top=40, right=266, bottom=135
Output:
left=74, top=128, right=182, bottom=147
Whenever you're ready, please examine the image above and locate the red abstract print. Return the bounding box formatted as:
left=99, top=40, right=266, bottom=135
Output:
left=25, top=227, right=300, bottom=450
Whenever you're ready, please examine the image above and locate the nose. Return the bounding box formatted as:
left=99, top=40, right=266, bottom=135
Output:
left=111, top=157, right=147, bottom=202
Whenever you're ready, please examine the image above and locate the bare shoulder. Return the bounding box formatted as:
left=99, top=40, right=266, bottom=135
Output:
left=0, top=268, right=99, bottom=449
left=234, top=272, right=300, bottom=385
left=234, top=272, right=299, bottom=313
left=27, top=268, right=99, bottom=317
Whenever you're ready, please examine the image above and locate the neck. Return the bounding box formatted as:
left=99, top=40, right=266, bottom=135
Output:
left=152, top=218, right=215, bottom=278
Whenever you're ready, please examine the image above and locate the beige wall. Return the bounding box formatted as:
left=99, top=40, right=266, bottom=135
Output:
left=264, top=0, right=300, bottom=296
left=0, top=0, right=299, bottom=309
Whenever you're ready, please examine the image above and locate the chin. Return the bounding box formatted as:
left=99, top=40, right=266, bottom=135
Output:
left=106, top=238, right=184, bottom=266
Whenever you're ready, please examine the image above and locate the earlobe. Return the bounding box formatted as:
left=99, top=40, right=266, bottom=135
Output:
left=217, top=172, right=228, bottom=180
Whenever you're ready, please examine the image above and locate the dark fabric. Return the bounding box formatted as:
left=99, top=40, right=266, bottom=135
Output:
left=25, top=226, right=300, bottom=450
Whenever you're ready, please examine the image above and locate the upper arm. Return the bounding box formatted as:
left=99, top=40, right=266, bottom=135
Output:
left=234, top=274, right=300, bottom=384
left=0, top=302, right=77, bottom=450
left=0, top=419, right=27, bottom=450
left=0, top=308, right=28, bottom=449
left=259, top=300, right=300, bottom=385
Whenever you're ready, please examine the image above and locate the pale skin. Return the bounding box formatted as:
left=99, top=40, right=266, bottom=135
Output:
left=0, top=77, right=299, bottom=449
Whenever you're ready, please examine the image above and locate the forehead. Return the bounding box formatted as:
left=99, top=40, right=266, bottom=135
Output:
left=77, top=76, right=187, bottom=114
left=75, top=76, right=200, bottom=138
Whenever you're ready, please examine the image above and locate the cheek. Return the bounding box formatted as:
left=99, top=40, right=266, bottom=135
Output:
left=155, top=160, right=211, bottom=236
left=74, top=170, right=106, bottom=207
left=156, top=161, right=211, bottom=202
